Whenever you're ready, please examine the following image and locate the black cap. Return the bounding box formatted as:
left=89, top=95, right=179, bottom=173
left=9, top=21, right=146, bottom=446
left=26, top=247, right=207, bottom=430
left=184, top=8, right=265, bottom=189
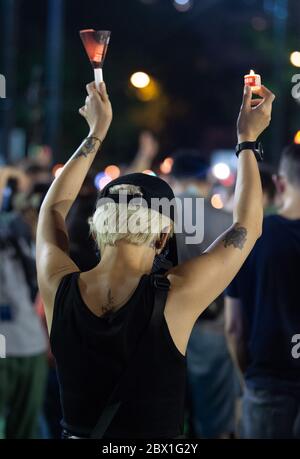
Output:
left=98, top=173, right=178, bottom=271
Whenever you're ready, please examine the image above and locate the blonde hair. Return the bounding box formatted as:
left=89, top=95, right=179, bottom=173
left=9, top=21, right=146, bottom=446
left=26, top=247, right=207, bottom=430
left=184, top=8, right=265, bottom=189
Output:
left=89, top=184, right=174, bottom=253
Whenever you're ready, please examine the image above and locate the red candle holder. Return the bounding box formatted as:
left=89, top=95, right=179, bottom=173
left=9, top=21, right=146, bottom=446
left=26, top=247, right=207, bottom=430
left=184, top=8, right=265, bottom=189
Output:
left=80, top=29, right=111, bottom=87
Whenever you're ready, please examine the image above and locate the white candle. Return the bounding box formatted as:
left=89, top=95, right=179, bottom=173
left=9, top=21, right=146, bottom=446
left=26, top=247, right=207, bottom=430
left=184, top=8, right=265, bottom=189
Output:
left=244, top=69, right=261, bottom=92
left=94, top=68, right=103, bottom=88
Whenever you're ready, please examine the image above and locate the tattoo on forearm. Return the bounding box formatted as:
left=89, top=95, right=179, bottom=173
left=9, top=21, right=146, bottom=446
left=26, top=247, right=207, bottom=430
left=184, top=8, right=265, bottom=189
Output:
left=71, top=137, right=100, bottom=161
left=223, top=225, right=247, bottom=250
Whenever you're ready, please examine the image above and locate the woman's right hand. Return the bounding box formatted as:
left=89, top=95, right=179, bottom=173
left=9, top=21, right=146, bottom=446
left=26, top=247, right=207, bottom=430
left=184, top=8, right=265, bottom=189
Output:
left=237, top=85, right=275, bottom=143
left=79, top=81, right=113, bottom=142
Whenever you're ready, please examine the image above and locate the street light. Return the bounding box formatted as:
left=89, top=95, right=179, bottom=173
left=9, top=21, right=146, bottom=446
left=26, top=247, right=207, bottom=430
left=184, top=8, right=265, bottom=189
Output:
left=130, top=72, right=150, bottom=88
left=290, top=51, right=300, bottom=68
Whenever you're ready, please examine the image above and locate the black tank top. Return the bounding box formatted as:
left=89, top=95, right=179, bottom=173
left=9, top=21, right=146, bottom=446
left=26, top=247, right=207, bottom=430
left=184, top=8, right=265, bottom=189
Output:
left=50, top=272, right=186, bottom=438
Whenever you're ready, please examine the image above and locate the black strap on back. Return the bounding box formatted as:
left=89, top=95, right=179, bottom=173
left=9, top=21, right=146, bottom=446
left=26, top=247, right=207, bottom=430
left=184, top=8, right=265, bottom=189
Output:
left=90, top=274, right=170, bottom=439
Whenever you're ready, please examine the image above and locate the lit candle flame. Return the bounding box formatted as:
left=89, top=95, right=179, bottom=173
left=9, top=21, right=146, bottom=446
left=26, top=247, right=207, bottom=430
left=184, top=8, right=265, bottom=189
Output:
left=250, top=69, right=255, bottom=75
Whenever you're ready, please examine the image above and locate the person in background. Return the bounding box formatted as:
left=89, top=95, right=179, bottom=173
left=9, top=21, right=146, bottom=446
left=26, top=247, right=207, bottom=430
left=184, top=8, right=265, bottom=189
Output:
left=0, top=163, right=51, bottom=212
left=125, top=130, right=159, bottom=174
left=259, top=164, right=277, bottom=215
left=225, top=144, right=300, bottom=439
left=0, top=166, right=48, bottom=439
left=223, top=164, right=277, bottom=216
left=34, top=292, right=62, bottom=438
left=23, top=163, right=52, bottom=187
left=0, top=166, right=31, bottom=211
left=170, top=152, right=239, bottom=438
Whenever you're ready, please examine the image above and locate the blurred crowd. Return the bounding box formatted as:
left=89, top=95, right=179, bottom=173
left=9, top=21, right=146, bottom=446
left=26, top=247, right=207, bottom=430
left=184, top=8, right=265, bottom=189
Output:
left=1, top=129, right=299, bottom=439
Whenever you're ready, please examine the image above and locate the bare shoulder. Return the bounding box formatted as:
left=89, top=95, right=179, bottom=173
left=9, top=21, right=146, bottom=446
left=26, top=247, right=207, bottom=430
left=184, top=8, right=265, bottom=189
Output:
left=163, top=222, right=260, bottom=354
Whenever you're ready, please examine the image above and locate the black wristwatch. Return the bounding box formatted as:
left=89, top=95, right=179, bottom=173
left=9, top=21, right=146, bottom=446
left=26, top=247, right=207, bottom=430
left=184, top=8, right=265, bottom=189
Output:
left=235, top=141, right=264, bottom=162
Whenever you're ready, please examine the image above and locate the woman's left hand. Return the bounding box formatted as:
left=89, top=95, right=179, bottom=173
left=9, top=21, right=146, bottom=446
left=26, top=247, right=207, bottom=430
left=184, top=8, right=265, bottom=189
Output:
left=79, top=81, right=113, bottom=141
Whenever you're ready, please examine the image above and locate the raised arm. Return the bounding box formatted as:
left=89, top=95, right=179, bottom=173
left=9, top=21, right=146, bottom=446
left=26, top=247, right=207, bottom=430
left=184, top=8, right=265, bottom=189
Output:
left=36, top=81, right=112, bottom=326
left=0, top=166, right=30, bottom=209
left=125, top=131, right=159, bottom=174
left=165, top=85, right=275, bottom=351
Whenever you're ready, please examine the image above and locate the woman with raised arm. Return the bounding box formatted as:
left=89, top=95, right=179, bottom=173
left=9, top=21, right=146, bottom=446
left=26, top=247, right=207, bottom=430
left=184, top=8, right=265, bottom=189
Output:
left=36, top=82, right=275, bottom=439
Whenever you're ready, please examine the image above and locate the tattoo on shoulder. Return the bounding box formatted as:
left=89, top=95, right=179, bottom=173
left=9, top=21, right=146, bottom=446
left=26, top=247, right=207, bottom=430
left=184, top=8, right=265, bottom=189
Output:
left=72, top=137, right=99, bottom=161
left=223, top=225, right=247, bottom=250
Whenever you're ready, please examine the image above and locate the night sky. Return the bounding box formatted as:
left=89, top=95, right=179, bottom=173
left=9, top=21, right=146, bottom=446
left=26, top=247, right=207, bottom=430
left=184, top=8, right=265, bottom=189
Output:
left=1, top=0, right=300, bottom=168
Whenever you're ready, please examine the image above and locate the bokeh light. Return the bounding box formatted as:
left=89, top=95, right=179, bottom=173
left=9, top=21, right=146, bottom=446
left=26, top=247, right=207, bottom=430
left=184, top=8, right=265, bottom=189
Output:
left=94, top=172, right=106, bottom=190
left=294, top=130, right=300, bottom=144
left=290, top=51, right=300, bottom=67
left=211, top=193, right=224, bottom=209
left=173, top=0, right=192, bottom=12
left=220, top=173, right=235, bottom=188
left=142, top=169, right=156, bottom=176
left=130, top=72, right=150, bottom=88
left=52, top=163, right=64, bottom=178
left=212, top=162, right=231, bottom=180
left=105, top=164, right=120, bottom=180
left=99, top=175, right=112, bottom=190
left=135, top=79, right=160, bottom=101
left=160, top=157, right=174, bottom=175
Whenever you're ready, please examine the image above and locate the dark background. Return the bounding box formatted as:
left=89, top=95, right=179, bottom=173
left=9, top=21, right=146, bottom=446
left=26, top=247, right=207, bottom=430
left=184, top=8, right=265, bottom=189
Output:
left=0, top=0, right=299, bottom=168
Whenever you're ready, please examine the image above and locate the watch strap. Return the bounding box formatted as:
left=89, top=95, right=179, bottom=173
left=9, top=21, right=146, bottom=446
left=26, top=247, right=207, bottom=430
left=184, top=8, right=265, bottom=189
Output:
left=235, top=141, right=263, bottom=161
